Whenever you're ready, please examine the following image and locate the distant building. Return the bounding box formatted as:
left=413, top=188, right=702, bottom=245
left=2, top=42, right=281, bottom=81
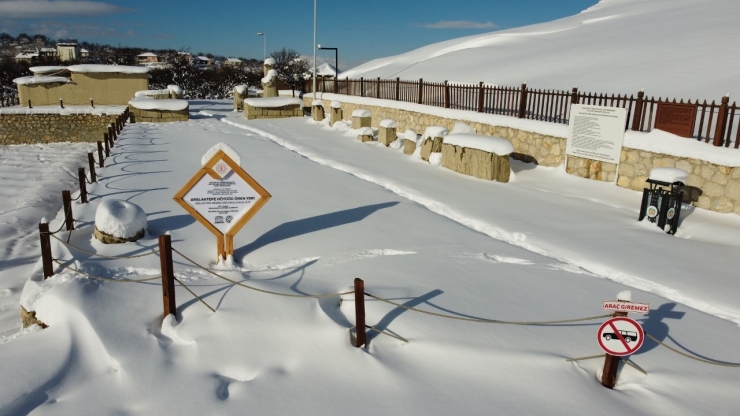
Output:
left=39, top=48, right=57, bottom=60
left=80, top=48, right=89, bottom=60
left=177, top=51, right=192, bottom=63
left=15, top=50, right=39, bottom=63
left=137, top=52, right=161, bottom=66
left=194, top=56, right=212, bottom=68
left=56, top=42, right=80, bottom=61
left=225, top=58, right=243, bottom=68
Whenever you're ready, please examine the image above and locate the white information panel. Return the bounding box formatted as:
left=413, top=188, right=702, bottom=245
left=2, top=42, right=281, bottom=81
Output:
left=183, top=171, right=261, bottom=234
left=566, top=104, right=627, bottom=164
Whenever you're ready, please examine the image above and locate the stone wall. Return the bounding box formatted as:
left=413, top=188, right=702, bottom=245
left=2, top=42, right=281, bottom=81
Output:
left=245, top=104, right=303, bottom=120
left=0, top=112, right=121, bottom=144
left=616, top=150, right=740, bottom=214
left=129, top=107, right=189, bottom=123
left=18, top=72, right=148, bottom=106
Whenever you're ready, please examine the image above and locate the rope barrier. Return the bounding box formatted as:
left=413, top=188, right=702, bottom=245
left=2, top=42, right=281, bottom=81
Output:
left=44, top=222, right=67, bottom=236
left=173, top=276, right=216, bottom=313
left=172, top=247, right=353, bottom=299
left=622, top=359, right=648, bottom=375
left=367, top=325, right=409, bottom=343
left=644, top=332, right=740, bottom=368
left=51, top=234, right=159, bottom=259
left=53, top=259, right=160, bottom=283
left=365, top=293, right=611, bottom=326
left=566, top=354, right=606, bottom=362
left=71, top=193, right=82, bottom=201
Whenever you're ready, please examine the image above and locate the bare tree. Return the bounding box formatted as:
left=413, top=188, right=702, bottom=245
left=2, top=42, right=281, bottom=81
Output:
left=270, top=48, right=309, bottom=96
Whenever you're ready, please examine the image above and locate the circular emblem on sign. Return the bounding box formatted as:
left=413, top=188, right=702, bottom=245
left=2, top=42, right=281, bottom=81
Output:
left=646, top=205, right=659, bottom=219
left=597, top=317, right=644, bottom=357
left=215, top=161, right=229, bottom=175
left=666, top=207, right=676, bottom=220
left=225, top=215, right=233, bottom=223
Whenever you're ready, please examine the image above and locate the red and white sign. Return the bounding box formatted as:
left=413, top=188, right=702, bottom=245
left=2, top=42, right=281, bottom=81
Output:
left=597, top=317, right=644, bottom=356
left=602, top=301, right=650, bottom=314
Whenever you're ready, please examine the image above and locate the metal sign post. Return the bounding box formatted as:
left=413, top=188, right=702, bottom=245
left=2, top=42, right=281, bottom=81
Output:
left=173, top=149, right=271, bottom=261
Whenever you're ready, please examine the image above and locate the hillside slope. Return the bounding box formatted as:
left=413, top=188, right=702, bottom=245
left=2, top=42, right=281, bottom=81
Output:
left=342, top=0, right=739, bottom=101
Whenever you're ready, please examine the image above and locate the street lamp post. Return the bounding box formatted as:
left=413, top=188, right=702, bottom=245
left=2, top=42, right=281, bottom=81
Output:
left=257, top=32, right=266, bottom=60
left=318, top=45, right=338, bottom=76
left=313, top=0, right=317, bottom=100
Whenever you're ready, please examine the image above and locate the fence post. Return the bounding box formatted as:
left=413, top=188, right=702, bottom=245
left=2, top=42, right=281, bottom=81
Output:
left=631, top=90, right=645, bottom=131
left=376, top=77, right=381, bottom=99
left=517, top=83, right=528, bottom=118
left=477, top=82, right=484, bottom=113
left=28, top=100, right=32, bottom=108
left=571, top=86, right=579, bottom=105
left=87, top=152, right=96, bottom=183
left=354, top=278, right=366, bottom=348
left=97, top=141, right=104, bottom=168
left=713, top=95, right=730, bottom=147
left=104, top=134, right=110, bottom=157
left=444, top=80, right=450, bottom=109
left=360, top=77, right=364, bottom=97
left=418, top=78, right=424, bottom=104
left=39, top=222, right=54, bottom=279
left=77, top=168, right=88, bottom=204
left=59, top=98, right=64, bottom=109
left=395, top=77, right=400, bottom=101
left=159, top=235, right=177, bottom=318
left=601, top=296, right=629, bottom=389
left=62, top=190, right=74, bottom=231
left=90, top=98, right=94, bottom=108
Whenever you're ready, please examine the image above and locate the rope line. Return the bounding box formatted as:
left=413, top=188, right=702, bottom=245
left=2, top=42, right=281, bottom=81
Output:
left=71, top=193, right=82, bottom=201
left=172, top=247, right=353, bottom=299
left=45, top=222, right=66, bottom=235
left=566, top=354, right=606, bottom=362
left=622, top=359, right=648, bottom=375
left=365, top=293, right=611, bottom=325
left=51, top=234, right=159, bottom=259
left=366, top=325, right=409, bottom=343
left=645, top=332, right=740, bottom=368
left=173, top=276, right=216, bottom=313
left=54, top=259, right=161, bottom=283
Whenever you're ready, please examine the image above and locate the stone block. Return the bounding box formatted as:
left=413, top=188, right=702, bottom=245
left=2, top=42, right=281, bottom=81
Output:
left=403, top=139, right=417, bottom=155
left=378, top=126, right=397, bottom=146
left=352, top=116, right=371, bottom=129
left=312, top=105, right=325, bottom=121
left=357, top=134, right=373, bottom=143
left=441, top=143, right=510, bottom=183
left=330, top=107, right=342, bottom=127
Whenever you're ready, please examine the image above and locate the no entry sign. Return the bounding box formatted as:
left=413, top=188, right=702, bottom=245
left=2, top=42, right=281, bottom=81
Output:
left=597, top=317, right=644, bottom=356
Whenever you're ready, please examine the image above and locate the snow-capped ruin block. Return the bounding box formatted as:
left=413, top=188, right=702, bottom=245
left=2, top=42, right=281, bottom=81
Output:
left=357, top=127, right=374, bottom=142
left=648, top=167, right=689, bottom=184
left=378, top=119, right=397, bottom=146
left=351, top=109, right=372, bottom=129
left=403, top=129, right=419, bottom=155
left=441, top=133, right=514, bottom=182
left=234, top=85, right=248, bottom=111
left=312, top=99, right=325, bottom=121
left=420, top=126, right=449, bottom=162
left=244, top=97, right=303, bottom=119
left=330, top=100, right=342, bottom=127
left=128, top=98, right=189, bottom=122
left=94, top=199, right=148, bottom=244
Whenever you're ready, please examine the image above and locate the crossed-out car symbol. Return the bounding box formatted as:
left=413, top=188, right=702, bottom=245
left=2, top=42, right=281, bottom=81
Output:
left=602, top=330, right=638, bottom=342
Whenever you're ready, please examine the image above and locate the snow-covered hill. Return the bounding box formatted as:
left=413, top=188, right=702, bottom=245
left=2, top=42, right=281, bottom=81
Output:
left=342, top=0, right=739, bottom=101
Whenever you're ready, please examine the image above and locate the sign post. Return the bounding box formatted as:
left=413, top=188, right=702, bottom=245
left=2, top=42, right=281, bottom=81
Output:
left=173, top=147, right=271, bottom=261
left=599, top=295, right=647, bottom=389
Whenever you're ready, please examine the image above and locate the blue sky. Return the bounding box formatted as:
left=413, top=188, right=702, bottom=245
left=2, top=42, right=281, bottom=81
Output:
left=0, top=0, right=598, bottom=69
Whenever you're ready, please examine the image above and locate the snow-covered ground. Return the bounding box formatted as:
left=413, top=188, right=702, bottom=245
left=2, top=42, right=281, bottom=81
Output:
left=342, top=0, right=740, bottom=100
left=0, top=100, right=738, bottom=415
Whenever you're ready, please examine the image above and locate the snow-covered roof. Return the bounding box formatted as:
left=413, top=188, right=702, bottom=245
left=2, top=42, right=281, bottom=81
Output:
left=67, top=64, right=149, bottom=74
left=13, top=76, right=70, bottom=85
left=40, top=48, right=56, bottom=52
left=195, top=56, right=211, bottom=61
left=137, top=52, right=158, bottom=57
left=227, top=58, right=243, bottom=63
left=29, top=66, right=69, bottom=75
left=15, top=52, right=38, bottom=59
left=316, top=62, right=338, bottom=77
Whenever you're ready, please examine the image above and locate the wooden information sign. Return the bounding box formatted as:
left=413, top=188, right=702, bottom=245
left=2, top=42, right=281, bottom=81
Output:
left=654, top=102, right=697, bottom=138
left=173, top=149, right=271, bottom=261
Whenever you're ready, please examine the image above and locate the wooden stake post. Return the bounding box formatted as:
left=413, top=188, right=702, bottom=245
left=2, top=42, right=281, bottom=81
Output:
left=173, top=149, right=271, bottom=261
left=39, top=222, right=53, bottom=279
left=87, top=153, right=96, bottom=183
left=601, top=297, right=630, bottom=389
left=354, top=278, right=366, bottom=348
left=62, top=190, right=74, bottom=231
left=159, top=235, right=176, bottom=317
left=77, top=168, right=88, bottom=203
left=97, top=141, right=105, bottom=167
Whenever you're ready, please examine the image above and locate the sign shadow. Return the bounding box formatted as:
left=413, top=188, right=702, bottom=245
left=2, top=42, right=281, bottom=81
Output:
left=634, top=302, right=685, bottom=356
left=366, top=289, right=443, bottom=344
left=236, top=202, right=399, bottom=256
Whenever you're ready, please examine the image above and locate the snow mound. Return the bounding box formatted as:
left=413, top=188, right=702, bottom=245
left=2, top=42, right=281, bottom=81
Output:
left=352, top=109, right=371, bottom=117
left=422, top=126, right=449, bottom=139
left=201, top=142, right=241, bottom=166
left=134, top=90, right=169, bottom=98
left=234, top=85, right=247, bottom=95
left=95, top=199, right=147, bottom=239
left=403, top=129, right=418, bottom=141
left=450, top=121, right=476, bottom=134
left=649, top=167, right=689, bottom=183
left=264, top=57, right=276, bottom=66
left=380, top=119, right=397, bottom=128
left=13, top=76, right=69, bottom=85
left=128, top=99, right=188, bottom=111
left=167, top=85, right=183, bottom=97
left=312, top=100, right=323, bottom=106
left=244, top=97, right=302, bottom=108
left=261, top=69, right=278, bottom=83
left=357, top=127, right=374, bottom=136
left=29, top=66, right=69, bottom=75
left=616, top=290, right=632, bottom=302
left=444, top=133, right=515, bottom=155
left=330, top=100, right=342, bottom=109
